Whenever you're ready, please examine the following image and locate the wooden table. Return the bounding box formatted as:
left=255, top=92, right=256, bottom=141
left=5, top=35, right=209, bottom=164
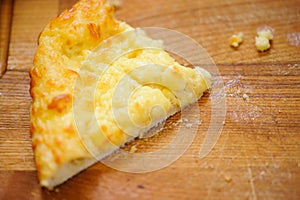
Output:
left=0, top=0, right=299, bottom=199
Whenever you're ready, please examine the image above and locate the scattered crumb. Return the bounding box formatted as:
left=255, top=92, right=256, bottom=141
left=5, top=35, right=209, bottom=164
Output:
left=201, top=163, right=215, bottom=169
left=172, top=122, right=178, bottom=127
left=224, top=174, right=232, bottom=182
left=185, top=123, right=193, bottom=128
left=222, top=121, right=226, bottom=125
left=242, top=93, right=250, bottom=102
left=257, top=25, right=275, bottom=35
left=177, top=119, right=183, bottom=123
left=195, top=119, right=202, bottom=125
left=286, top=32, right=300, bottom=47
left=257, top=29, right=273, bottom=40
left=130, top=145, right=137, bottom=153
left=259, top=171, right=266, bottom=177
left=183, top=118, right=189, bottom=122
left=138, top=132, right=144, bottom=139
left=54, top=188, right=60, bottom=193
left=255, top=36, right=270, bottom=51
left=158, top=127, right=164, bottom=132
left=229, top=32, right=243, bottom=48
left=255, top=26, right=274, bottom=51
left=0, top=92, right=2, bottom=96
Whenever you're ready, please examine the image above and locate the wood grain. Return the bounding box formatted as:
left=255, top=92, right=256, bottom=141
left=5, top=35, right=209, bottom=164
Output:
left=7, top=0, right=59, bottom=71
left=0, top=0, right=299, bottom=199
left=0, top=0, right=13, bottom=77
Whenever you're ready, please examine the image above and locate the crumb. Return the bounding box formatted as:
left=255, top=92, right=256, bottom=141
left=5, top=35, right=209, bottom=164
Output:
left=138, top=133, right=144, bottom=139
left=54, top=188, right=60, bottom=193
left=183, top=118, right=189, bottom=122
left=257, top=25, right=275, bottom=36
left=185, top=123, right=193, bottom=128
left=257, top=29, right=273, bottom=40
left=256, top=26, right=274, bottom=51
left=130, top=145, right=137, bottom=153
left=222, top=121, right=226, bottom=125
left=195, top=119, right=202, bottom=125
left=172, top=122, right=178, bottom=127
left=224, top=174, right=232, bottom=182
left=158, top=127, right=164, bottom=132
left=229, top=32, right=243, bottom=48
left=255, top=36, right=270, bottom=51
left=259, top=171, right=266, bottom=177
left=286, top=32, right=300, bottom=47
left=242, top=93, right=250, bottom=102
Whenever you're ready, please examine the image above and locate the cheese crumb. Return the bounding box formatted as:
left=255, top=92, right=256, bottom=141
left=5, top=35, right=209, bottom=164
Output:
left=229, top=32, right=243, bottom=48
left=255, top=36, right=270, bottom=51
left=242, top=93, right=250, bottom=101
left=255, top=27, right=274, bottom=51
left=258, top=29, right=273, bottom=40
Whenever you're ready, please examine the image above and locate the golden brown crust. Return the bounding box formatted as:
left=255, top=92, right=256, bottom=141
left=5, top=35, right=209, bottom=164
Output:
left=30, top=0, right=125, bottom=186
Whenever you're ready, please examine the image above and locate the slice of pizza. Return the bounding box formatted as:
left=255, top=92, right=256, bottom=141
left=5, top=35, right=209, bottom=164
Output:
left=30, top=0, right=211, bottom=189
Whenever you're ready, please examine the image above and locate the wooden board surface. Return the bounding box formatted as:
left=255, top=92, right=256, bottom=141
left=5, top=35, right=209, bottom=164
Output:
left=0, top=0, right=13, bottom=76
left=0, top=0, right=300, bottom=199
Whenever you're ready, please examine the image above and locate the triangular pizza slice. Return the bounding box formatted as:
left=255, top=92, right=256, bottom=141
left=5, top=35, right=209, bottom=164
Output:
left=30, top=0, right=211, bottom=189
